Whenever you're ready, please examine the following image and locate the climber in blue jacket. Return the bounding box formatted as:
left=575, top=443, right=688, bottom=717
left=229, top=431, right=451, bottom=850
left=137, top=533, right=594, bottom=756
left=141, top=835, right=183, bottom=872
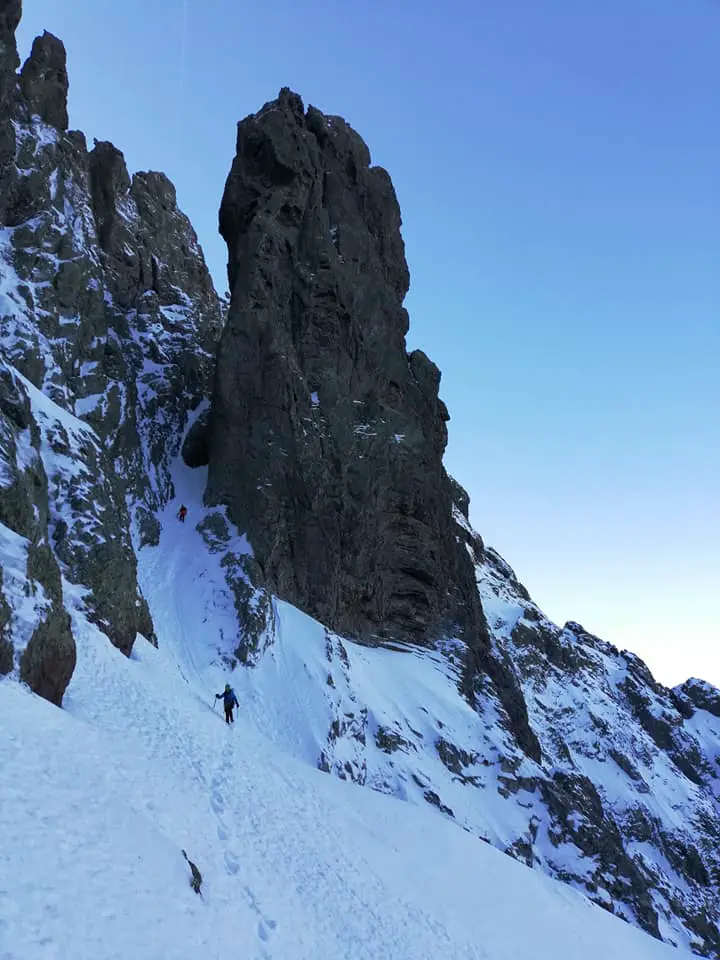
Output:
left=216, top=683, right=239, bottom=724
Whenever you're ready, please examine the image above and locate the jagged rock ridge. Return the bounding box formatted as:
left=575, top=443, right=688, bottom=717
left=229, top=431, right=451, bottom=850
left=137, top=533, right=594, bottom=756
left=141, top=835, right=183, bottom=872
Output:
left=0, top=6, right=223, bottom=698
left=208, top=88, right=485, bottom=649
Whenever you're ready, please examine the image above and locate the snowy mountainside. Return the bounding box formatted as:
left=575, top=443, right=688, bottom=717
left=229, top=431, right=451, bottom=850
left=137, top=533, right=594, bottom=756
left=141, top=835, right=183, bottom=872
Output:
left=136, top=442, right=720, bottom=956
left=1, top=9, right=719, bottom=959
left=0, top=444, right=688, bottom=959
left=474, top=540, right=720, bottom=953
left=0, top=636, right=682, bottom=960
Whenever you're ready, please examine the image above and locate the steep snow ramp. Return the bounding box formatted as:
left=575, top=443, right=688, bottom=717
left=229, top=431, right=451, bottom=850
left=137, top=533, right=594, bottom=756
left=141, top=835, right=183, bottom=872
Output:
left=0, top=607, right=683, bottom=960
left=130, top=450, right=719, bottom=956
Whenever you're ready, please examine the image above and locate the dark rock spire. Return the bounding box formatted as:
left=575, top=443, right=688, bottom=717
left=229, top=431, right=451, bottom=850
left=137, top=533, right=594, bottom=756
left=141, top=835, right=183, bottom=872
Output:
left=209, top=89, right=486, bottom=649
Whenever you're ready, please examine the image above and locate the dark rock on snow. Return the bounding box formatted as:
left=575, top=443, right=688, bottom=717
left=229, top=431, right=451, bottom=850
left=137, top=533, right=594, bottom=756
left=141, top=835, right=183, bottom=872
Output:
left=19, top=605, right=76, bottom=707
left=681, top=678, right=720, bottom=719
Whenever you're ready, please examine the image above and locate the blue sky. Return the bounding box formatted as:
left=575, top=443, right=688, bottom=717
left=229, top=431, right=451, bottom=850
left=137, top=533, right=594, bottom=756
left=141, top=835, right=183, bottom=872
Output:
left=17, top=0, right=720, bottom=686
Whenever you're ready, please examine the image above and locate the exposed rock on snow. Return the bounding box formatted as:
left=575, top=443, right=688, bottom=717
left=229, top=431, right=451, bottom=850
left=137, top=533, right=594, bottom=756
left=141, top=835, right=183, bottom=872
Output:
left=181, top=850, right=203, bottom=895
left=0, top=362, right=77, bottom=701
left=0, top=567, right=15, bottom=674
left=0, top=15, right=223, bottom=685
left=681, top=679, right=720, bottom=719
left=18, top=602, right=75, bottom=706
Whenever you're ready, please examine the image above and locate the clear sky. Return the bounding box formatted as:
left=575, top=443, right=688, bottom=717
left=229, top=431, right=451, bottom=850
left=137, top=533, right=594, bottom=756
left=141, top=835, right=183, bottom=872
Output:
left=17, top=0, right=720, bottom=688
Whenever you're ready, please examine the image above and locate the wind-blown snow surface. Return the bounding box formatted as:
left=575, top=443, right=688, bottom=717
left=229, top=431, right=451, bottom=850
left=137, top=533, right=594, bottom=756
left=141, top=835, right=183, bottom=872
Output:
left=0, top=466, right=685, bottom=960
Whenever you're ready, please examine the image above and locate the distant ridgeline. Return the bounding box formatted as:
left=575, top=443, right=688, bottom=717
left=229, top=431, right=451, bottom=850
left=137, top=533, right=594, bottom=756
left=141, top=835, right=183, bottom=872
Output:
left=0, top=4, right=718, bottom=954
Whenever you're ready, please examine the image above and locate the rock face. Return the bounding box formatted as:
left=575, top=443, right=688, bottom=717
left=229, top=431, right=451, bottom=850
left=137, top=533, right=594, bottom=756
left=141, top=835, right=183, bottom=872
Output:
left=0, top=9, right=223, bottom=701
left=210, top=89, right=484, bottom=648
left=0, top=0, right=20, bottom=105
left=681, top=678, right=720, bottom=718
left=0, top=0, right=21, bottom=222
left=0, top=355, right=78, bottom=704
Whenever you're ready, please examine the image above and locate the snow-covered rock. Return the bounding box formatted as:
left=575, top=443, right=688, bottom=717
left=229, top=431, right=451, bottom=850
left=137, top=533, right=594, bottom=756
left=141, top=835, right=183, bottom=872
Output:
left=0, top=18, right=223, bottom=680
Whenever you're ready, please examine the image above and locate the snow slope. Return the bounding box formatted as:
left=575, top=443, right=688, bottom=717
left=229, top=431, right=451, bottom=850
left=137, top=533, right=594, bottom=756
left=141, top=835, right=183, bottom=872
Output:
left=0, top=455, right=688, bottom=960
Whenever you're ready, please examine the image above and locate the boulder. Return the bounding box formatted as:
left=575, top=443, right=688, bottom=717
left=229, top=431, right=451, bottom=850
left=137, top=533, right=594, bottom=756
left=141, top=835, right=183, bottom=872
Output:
left=19, top=604, right=76, bottom=706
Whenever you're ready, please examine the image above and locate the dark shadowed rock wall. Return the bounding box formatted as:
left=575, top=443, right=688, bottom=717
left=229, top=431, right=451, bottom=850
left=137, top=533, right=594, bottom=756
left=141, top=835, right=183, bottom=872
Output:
left=209, top=89, right=485, bottom=648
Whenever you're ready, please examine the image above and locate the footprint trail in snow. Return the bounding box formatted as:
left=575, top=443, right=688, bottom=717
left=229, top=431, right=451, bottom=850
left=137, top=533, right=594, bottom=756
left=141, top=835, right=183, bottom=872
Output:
left=209, top=743, right=278, bottom=956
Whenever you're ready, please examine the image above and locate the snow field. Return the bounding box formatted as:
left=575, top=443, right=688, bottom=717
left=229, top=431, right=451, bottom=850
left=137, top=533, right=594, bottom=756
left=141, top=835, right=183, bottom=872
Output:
left=0, top=622, right=683, bottom=959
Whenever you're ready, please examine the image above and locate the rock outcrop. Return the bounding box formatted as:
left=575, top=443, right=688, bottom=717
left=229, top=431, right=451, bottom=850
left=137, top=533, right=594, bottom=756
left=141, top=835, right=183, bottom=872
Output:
left=0, top=356, right=77, bottom=704
left=0, top=8, right=223, bottom=700
left=19, top=604, right=76, bottom=706
left=0, top=0, right=20, bottom=108
left=209, top=88, right=484, bottom=648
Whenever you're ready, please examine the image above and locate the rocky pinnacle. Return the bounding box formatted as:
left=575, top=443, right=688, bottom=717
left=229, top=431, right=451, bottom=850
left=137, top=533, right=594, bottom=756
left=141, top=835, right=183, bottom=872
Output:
left=209, top=88, right=486, bottom=649
left=20, top=30, right=69, bottom=130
